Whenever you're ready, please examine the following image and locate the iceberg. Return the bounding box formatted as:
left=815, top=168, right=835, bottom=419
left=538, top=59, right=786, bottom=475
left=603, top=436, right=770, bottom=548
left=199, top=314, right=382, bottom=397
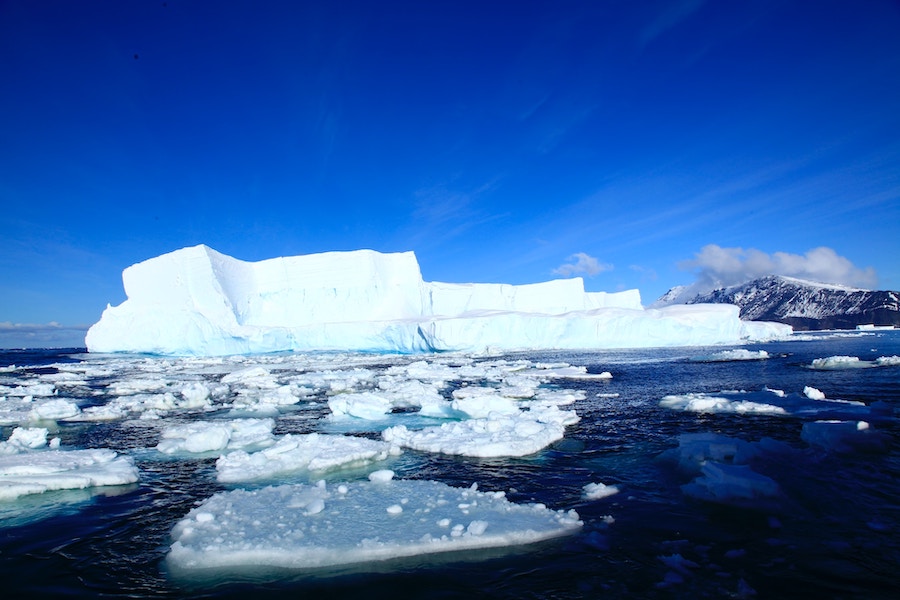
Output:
left=86, top=245, right=791, bottom=356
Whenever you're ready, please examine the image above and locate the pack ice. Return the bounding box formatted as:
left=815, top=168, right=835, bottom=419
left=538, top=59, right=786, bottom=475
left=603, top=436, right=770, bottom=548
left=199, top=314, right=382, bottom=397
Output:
left=86, top=245, right=791, bottom=356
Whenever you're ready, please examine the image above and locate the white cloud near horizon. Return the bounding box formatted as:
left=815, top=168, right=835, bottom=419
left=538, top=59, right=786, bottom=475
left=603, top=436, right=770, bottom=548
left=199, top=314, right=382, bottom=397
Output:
left=0, top=322, right=89, bottom=349
left=553, top=253, right=613, bottom=277
left=678, top=245, right=878, bottom=295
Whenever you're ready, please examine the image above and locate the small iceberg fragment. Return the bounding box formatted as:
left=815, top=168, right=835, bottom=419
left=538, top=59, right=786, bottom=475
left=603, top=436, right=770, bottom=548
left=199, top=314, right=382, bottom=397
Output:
left=156, top=418, right=276, bottom=455
left=658, top=433, right=790, bottom=508
left=659, top=388, right=873, bottom=420
left=681, top=462, right=781, bottom=505
left=582, top=481, right=620, bottom=500
left=808, top=355, right=900, bottom=370
left=809, top=356, right=867, bottom=370
left=166, top=478, right=582, bottom=572
left=382, top=408, right=574, bottom=458
left=659, top=392, right=787, bottom=415
left=691, top=349, right=770, bottom=362
left=0, top=437, right=139, bottom=501
left=216, top=432, right=399, bottom=483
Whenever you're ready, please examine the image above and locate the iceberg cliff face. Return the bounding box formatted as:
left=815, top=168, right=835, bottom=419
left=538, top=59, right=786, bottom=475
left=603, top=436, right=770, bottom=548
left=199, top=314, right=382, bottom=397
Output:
left=86, top=245, right=790, bottom=356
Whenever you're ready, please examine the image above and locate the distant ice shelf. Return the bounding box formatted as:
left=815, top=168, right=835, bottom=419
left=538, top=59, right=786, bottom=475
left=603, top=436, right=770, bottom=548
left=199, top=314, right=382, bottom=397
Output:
left=86, top=245, right=791, bottom=356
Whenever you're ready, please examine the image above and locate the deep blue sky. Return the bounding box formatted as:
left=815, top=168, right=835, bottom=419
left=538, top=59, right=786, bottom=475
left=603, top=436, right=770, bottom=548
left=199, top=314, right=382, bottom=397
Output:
left=2, top=0, right=899, bottom=347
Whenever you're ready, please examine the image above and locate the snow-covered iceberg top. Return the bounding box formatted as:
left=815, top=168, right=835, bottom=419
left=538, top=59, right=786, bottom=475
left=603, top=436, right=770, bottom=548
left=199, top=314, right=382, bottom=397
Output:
left=86, top=245, right=791, bottom=356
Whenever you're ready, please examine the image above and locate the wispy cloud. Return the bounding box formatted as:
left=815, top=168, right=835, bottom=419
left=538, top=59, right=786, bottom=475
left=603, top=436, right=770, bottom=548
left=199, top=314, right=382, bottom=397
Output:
left=0, top=322, right=89, bottom=349
left=629, top=264, right=658, bottom=281
left=639, top=0, right=709, bottom=48
left=403, top=178, right=506, bottom=249
left=553, top=253, right=613, bottom=277
left=677, top=244, right=877, bottom=296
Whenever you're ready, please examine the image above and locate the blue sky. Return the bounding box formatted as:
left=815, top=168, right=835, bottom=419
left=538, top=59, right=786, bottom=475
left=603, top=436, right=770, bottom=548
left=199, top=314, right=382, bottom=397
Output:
left=2, top=0, right=899, bottom=347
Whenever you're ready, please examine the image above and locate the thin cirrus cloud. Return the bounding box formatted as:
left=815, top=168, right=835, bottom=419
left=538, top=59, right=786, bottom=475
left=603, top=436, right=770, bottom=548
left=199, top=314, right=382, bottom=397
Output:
left=678, top=244, right=878, bottom=295
left=553, top=253, right=613, bottom=277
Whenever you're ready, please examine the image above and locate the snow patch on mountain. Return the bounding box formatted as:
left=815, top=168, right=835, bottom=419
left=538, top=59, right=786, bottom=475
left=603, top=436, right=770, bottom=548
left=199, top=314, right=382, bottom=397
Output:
left=656, top=275, right=900, bottom=330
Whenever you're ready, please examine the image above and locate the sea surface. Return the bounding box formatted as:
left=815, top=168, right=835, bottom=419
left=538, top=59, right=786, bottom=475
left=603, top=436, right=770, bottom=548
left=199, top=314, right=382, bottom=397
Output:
left=1, top=331, right=899, bottom=599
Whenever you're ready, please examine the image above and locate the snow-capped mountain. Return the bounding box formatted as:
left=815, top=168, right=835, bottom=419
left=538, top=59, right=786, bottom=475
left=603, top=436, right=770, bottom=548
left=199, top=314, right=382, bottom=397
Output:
left=657, top=275, right=900, bottom=330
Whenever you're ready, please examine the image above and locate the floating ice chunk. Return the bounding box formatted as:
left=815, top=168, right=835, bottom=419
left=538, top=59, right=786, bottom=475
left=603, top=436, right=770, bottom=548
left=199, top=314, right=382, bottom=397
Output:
left=660, top=393, right=786, bottom=415
left=156, top=418, right=275, bottom=455
left=0, top=448, right=139, bottom=501
left=221, top=366, right=273, bottom=385
left=658, top=432, right=792, bottom=475
left=368, top=469, right=395, bottom=483
left=582, top=482, right=620, bottom=500
left=532, top=388, right=585, bottom=406
left=77, top=404, right=129, bottom=422
left=660, top=389, right=873, bottom=420
left=382, top=410, right=570, bottom=458
left=216, top=433, right=397, bottom=483
left=3, top=382, right=56, bottom=397
left=658, top=553, right=700, bottom=575
left=681, top=461, right=781, bottom=505
left=662, top=433, right=747, bottom=470
left=167, top=479, right=582, bottom=572
left=179, top=382, right=211, bottom=408
left=692, top=349, right=770, bottom=362
left=529, top=365, right=614, bottom=379
left=30, top=398, right=81, bottom=421
left=223, top=418, right=277, bottom=448
left=805, top=354, right=900, bottom=370
left=809, top=356, right=867, bottom=370
left=327, top=392, right=392, bottom=420
left=0, top=427, right=49, bottom=454
left=376, top=379, right=445, bottom=412
left=109, top=377, right=170, bottom=395
left=449, top=389, right=520, bottom=419
left=658, top=433, right=788, bottom=507
left=0, top=396, right=82, bottom=426
left=803, top=386, right=826, bottom=400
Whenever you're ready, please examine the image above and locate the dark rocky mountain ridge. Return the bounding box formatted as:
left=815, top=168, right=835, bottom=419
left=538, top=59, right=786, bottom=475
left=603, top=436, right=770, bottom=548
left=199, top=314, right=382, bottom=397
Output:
left=658, top=275, right=900, bottom=331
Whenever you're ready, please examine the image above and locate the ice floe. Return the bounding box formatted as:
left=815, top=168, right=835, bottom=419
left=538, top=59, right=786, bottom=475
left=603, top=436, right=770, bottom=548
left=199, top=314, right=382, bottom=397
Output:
left=156, top=418, right=276, bottom=455
left=658, top=433, right=788, bottom=507
left=659, top=388, right=875, bottom=420
left=808, top=355, right=900, bottom=369
left=167, top=477, right=582, bottom=572
left=215, top=433, right=399, bottom=483
left=582, top=482, right=620, bottom=500
left=382, top=397, right=579, bottom=458
left=691, top=349, right=771, bottom=362
left=0, top=427, right=139, bottom=501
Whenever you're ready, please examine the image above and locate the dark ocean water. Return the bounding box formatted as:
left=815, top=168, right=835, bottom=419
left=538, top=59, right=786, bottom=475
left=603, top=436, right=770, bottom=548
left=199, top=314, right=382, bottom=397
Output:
left=1, top=331, right=898, bottom=599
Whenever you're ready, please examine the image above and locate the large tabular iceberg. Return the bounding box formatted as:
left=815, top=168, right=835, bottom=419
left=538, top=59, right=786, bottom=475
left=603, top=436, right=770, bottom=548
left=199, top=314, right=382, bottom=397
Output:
left=86, top=245, right=790, bottom=356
